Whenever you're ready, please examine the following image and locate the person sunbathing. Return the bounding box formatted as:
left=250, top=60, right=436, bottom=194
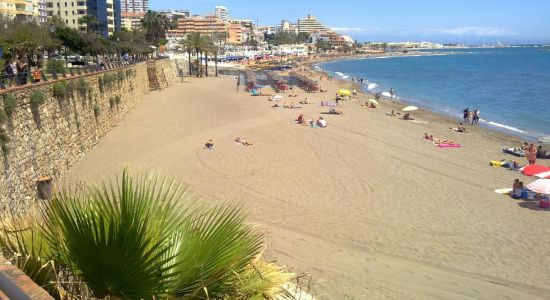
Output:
left=235, top=137, right=253, bottom=146
left=328, top=108, right=343, bottom=115
left=316, top=117, right=327, bottom=128
left=296, top=114, right=306, bottom=124
left=403, top=113, right=414, bottom=120
left=299, top=98, right=311, bottom=104
left=433, top=138, right=455, bottom=145
left=204, top=139, right=215, bottom=149
left=424, top=133, right=433, bottom=141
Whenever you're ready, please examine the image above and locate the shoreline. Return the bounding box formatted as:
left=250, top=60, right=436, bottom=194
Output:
left=306, top=54, right=545, bottom=143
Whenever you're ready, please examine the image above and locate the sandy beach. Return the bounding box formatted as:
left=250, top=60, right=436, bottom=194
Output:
left=62, top=71, right=550, bottom=299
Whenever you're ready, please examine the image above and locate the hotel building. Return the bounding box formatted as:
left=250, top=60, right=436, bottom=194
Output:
left=0, top=0, right=46, bottom=22
left=45, top=0, right=121, bottom=36
left=120, top=0, right=145, bottom=12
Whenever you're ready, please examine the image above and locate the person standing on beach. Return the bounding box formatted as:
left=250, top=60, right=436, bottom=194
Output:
left=389, top=88, right=395, bottom=98
left=463, top=108, right=469, bottom=123
left=526, top=144, right=538, bottom=165
left=473, top=109, right=480, bottom=124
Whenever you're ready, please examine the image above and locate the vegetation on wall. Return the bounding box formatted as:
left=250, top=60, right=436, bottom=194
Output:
left=52, top=81, right=67, bottom=101
left=30, top=90, right=46, bottom=106
left=2, top=94, right=17, bottom=118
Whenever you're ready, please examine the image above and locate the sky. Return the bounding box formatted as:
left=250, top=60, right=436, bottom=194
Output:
left=151, top=0, right=550, bottom=44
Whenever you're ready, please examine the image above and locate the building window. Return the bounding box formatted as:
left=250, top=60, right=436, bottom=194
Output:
left=64, top=2, right=67, bottom=6
left=56, top=3, right=59, bottom=7
left=65, top=11, right=67, bottom=15
left=65, top=19, right=68, bottom=23
left=72, top=10, right=74, bottom=14
left=71, top=2, right=74, bottom=6
left=72, top=19, right=75, bottom=24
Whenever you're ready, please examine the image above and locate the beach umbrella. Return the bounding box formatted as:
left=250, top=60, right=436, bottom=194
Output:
left=522, top=165, right=550, bottom=177
left=337, top=89, right=351, bottom=96
left=368, top=99, right=379, bottom=105
left=535, top=171, right=550, bottom=179
left=526, top=179, right=550, bottom=194
left=402, top=106, right=418, bottom=112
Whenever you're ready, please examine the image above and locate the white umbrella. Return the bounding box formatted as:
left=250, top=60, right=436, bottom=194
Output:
left=535, top=171, right=550, bottom=179
left=402, top=106, right=418, bottom=112
left=526, top=179, right=550, bottom=194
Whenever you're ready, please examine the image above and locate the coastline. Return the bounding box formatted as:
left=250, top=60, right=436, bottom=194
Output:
left=308, top=54, right=546, bottom=143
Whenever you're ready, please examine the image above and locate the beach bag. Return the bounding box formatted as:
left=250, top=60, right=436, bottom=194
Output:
left=539, top=200, right=549, bottom=209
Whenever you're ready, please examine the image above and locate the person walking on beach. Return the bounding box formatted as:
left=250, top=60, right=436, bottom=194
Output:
left=463, top=108, right=469, bottom=123
left=526, top=143, right=538, bottom=165
left=473, top=109, right=480, bottom=124
left=389, top=88, right=395, bottom=98
left=375, top=90, right=381, bottom=101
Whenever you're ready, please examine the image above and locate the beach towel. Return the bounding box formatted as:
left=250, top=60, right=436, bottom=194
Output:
left=437, top=143, right=462, bottom=148
left=320, top=101, right=337, bottom=107
left=490, top=160, right=507, bottom=167
left=503, top=148, right=526, bottom=157
left=494, top=188, right=513, bottom=194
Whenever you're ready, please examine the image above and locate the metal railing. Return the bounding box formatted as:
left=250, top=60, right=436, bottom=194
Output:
left=0, top=58, right=148, bottom=90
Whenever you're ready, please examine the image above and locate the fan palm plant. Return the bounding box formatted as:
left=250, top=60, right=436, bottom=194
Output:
left=0, top=170, right=298, bottom=299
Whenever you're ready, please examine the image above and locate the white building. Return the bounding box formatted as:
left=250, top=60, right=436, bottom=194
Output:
left=275, top=44, right=308, bottom=56
left=214, top=5, right=229, bottom=22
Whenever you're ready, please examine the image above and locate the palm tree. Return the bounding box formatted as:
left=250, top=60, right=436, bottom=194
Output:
left=141, top=10, right=170, bottom=46
left=0, top=170, right=297, bottom=299
left=186, top=32, right=209, bottom=77
left=181, top=38, right=194, bottom=76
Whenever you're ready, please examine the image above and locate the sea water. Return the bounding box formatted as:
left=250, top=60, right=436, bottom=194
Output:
left=318, top=47, right=550, bottom=140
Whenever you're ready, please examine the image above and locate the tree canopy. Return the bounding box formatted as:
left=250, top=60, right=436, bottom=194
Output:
left=264, top=32, right=311, bottom=46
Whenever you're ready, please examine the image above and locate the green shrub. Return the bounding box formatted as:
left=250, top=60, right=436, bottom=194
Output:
left=0, top=110, right=7, bottom=125
left=125, top=68, right=133, bottom=78
left=76, top=78, right=89, bottom=95
left=109, top=97, right=115, bottom=110
left=117, top=70, right=125, bottom=83
left=65, top=80, right=76, bottom=98
left=2, top=94, right=17, bottom=117
left=0, top=130, right=9, bottom=154
left=98, top=77, right=105, bottom=93
left=114, top=95, right=121, bottom=105
left=93, top=104, right=100, bottom=118
left=30, top=90, right=46, bottom=106
left=52, top=82, right=67, bottom=100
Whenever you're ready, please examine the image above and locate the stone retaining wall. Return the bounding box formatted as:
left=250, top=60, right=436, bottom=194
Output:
left=0, top=61, right=154, bottom=212
left=147, top=58, right=177, bottom=90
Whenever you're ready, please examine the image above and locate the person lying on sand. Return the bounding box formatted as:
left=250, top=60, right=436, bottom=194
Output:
left=316, top=117, right=327, bottom=128
left=204, top=139, right=215, bottom=149
left=403, top=113, right=414, bottom=120
left=235, top=137, right=253, bottom=146
left=299, top=98, right=311, bottom=104
left=386, top=109, right=400, bottom=116
left=328, top=108, right=343, bottom=115
left=424, top=133, right=434, bottom=141
left=288, top=94, right=298, bottom=98
left=433, top=138, right=455, bottom=145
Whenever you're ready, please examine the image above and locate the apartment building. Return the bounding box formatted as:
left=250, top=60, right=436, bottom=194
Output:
left=121, top=10, right=142, bottom=30
left=120, top=0, right=146, bottom=13
left=45, top=0, right=121, bottom=36
left=297, top=14, right=328, bottom=34
left=214, top=5, right=228, bottom=22
left=0, top=0, right=46, bottom=22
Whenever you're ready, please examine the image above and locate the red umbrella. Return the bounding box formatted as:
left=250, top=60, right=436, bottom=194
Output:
left=522, top=165, right=550, bottom=177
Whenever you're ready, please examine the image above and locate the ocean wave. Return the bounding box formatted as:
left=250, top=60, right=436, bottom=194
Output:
left=484, top=121, right=526, bottom=133
left=367, top=83, right=378, bottom=90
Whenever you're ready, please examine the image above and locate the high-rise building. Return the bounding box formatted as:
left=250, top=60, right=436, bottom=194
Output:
left=214, top=5, right=229, bottom=22
left=297, top=14, right=328, bottom=34
left=46, top=0, right=121, bottom=37
left=0, top=0, right=46, bottom=22
left=120, top=0, right=146, bottom=13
